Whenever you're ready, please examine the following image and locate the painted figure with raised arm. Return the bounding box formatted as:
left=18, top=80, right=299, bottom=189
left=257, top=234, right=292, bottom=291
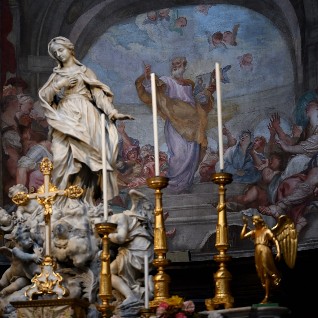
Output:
left=223, top=130, right=261, bottom=183
left=259, top=100, right=318, bottom=231
left=39, top=36, right=133, bottom=205
left=135, top=57, right=215, bottom=194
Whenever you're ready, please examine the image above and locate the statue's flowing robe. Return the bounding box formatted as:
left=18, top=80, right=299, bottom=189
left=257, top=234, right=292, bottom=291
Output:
left=252, top=229, right=281, bottom=288
left=39, top=64, right=119, bottom=202
left=115, top=212, right=154, bottom=297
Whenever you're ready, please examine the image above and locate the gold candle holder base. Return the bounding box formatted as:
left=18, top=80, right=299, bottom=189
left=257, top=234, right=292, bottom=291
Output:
left=205, top=172, right=234, bottom=310
left=95, top=222, right=117, bottom=318
left=140, top=307, right=155, bottom=318
left=25, top=255, right=68, bottom=300
left=147, top=176, right=171, bottom=307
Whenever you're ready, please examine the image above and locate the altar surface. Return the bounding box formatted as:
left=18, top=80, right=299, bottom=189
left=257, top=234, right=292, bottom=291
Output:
left=11, top=298, right=90, bottom=318
left=199, top=305, right=291, bottom=318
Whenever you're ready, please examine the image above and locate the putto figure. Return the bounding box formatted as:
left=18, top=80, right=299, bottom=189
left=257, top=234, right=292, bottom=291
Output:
left=0, top=224, right=43, bottom=297
left=39, top=36, right=133, bottom=205
left=240, top=215, right=297, bottom=304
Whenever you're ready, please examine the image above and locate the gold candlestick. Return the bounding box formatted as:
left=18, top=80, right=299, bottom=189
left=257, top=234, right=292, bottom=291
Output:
left=205, top=172, right=234, bottom=310
left=147, top=176, right=171, bottom=307
left=95, top=222, right=117, bottom=318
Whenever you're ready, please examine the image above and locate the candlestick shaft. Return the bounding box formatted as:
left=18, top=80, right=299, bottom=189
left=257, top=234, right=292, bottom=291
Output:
left=45, top=220, right=51, bottom=256
left=205, top=172, right=233, bottom=310
left=147, top=176, right=171, bottom=306
left=95, top=222, right=117, bottom=317
left=215, top=63, right=224, bottom=170
left=43, top=173, right=51, bottom=255
left=151, top=73, right=160, bottom=176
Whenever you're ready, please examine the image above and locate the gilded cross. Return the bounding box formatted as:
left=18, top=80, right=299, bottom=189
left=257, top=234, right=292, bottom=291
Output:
left=11, top=157, right=83, bottom=300
left=11, top=157, right=83, bottom=255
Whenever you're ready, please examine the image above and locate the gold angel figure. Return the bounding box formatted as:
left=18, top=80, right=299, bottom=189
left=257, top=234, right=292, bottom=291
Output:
left=240, top=214, right=297, bottom=304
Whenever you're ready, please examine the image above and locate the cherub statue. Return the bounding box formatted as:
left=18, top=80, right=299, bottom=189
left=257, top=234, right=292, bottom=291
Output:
left=0, top=207, right=15, bottom=233
left=108, top=189, right=154, bottom=315
left=8, top=184, right=42, bottom=222
left=0, top=224, right=43, bottom=297
left=240, top=214, right=297, bottom=304
left=7, top=184, right=44, bottom=246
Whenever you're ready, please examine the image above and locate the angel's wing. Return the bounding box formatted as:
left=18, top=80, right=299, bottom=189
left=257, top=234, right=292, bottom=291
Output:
left=58, top=268, right=97, bottom=303
left=77, top=269, right=97, bottom=303
left=128, top=189, right=147, bottom=213
left=272, top=215, right=298, bottom=268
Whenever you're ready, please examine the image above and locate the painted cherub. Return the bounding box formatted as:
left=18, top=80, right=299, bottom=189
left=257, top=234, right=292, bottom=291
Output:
left=195, top=4, right=213, bottom=15
left=240, top=215, right=297, bottom=304
left=169, top=10, right=187, bottom=35
left=0, top=224, right=43, bottom=297
left=223, top=24, right=240, bottom=46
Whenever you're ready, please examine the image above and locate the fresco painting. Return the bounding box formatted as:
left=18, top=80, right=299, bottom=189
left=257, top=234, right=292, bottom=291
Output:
left=2, top=4, right=317, bottom=254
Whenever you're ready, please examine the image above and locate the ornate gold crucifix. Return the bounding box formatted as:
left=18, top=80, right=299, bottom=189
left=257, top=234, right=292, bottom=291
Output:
left=11, top=157, right=83, bottom=300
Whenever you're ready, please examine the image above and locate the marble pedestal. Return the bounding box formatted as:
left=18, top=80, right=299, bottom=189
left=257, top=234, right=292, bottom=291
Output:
left=11, top=298, right=89, bottom=318
left=199, top=305, right=291, bottom=318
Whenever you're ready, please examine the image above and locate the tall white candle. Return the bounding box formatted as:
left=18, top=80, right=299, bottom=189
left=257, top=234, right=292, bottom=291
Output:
left=101, top=113, right=108, bottom=221
left=215, top=62, right=224, bottom=170
left=144, top=254, right=149, bottom=309
left=151, top=73, right=160, bottom=176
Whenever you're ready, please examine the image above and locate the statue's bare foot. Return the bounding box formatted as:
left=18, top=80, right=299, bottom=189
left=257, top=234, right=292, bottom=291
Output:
left=119, top=294, right=139, bottom=309
left=260, top=296, right=268, bottom=304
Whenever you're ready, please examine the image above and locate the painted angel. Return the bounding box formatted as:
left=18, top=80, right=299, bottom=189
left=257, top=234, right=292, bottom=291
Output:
left=240, top=214, right=297, bottom=304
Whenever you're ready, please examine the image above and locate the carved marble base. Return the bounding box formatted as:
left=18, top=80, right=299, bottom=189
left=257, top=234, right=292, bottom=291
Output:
left=199, top=305, right=291, bottom=318
left=11, top=298, right=89, bottom=318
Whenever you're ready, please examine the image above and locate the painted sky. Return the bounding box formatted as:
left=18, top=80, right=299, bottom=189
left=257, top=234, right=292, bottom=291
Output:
left=83, top=4, right=293, bottom=106
left=81, top=4, right=296, bottom=150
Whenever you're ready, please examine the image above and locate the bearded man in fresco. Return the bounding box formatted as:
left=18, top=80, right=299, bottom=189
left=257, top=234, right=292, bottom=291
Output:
left=135, top=56, right=215, bottom=194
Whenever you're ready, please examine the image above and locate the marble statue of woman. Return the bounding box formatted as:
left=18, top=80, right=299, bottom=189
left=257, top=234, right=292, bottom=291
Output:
left=39, top=36, right=133, bottom=205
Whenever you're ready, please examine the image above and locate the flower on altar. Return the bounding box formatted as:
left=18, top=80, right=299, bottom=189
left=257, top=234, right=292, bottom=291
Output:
left=152, top=296, right=199, bottom=318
